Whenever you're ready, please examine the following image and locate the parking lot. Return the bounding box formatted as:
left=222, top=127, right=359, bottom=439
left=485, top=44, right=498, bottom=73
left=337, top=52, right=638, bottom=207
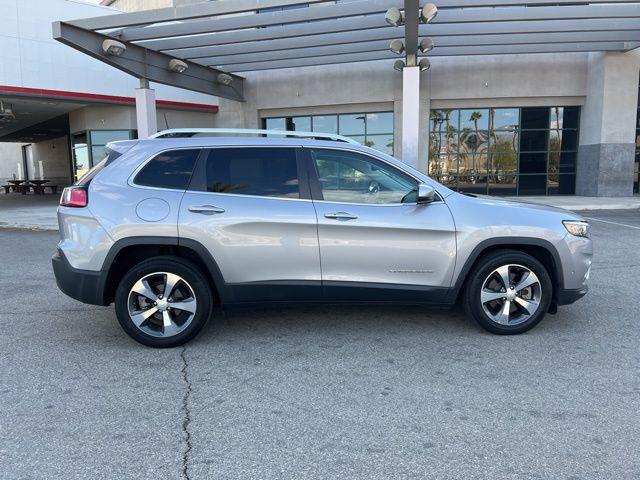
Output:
left=1, top=210, right=639, bottom=480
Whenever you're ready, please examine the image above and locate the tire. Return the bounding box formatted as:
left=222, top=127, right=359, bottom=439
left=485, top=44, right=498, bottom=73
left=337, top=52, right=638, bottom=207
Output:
left=463, top=249, right=552, bottom=335
left=114, top=256, right=213, bottom=348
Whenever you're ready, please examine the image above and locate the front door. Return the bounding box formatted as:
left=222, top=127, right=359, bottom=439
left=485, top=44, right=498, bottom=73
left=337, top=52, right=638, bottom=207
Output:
left=306, top=147, right=457, bottom=302
left=179, top=146, right=321, bottom=303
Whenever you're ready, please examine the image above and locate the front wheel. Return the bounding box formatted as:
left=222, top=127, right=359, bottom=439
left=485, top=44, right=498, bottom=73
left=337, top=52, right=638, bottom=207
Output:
left=114, top=256, right=213, bottom=347
left=463, top=250, right=553, bottom=335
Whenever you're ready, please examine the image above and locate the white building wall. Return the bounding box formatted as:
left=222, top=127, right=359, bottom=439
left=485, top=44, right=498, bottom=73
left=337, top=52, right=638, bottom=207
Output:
left=0, top=0, right=218, bottom=107
left=69, top=105, right=217, bottom=133
left=0, top=143, right=24, bottom=182
left=30, top=136, right=71, bottom=186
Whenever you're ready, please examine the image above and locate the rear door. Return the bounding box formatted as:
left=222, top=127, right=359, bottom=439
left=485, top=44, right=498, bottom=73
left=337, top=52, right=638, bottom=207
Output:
left=178, top=146, right=321, bottom=303
left=306, top=147, right=457, bottom=302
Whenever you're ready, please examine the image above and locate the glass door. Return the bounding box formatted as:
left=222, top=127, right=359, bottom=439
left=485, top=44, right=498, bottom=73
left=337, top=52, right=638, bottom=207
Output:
left=72, top=132, right=90, bottom=181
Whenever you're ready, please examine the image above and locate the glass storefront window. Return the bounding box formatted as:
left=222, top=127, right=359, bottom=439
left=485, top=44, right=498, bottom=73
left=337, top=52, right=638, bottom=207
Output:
left=291, top=116, right=311, bottom=132
left=365, top=134, right=394, bottom=156
left=265, top=118, right=286, bottom=131
left=491, top=109, right=519, bottom=131
left=72, top=130, right=134, bottom=181
left=366, top=112, right=394, bottom=134
left=429, top=106, right=580, bottom=196
left=312, top=115, right=338, bottom=134
left=460, top=109, right=489, bottom=131
left=263, top=111, right=394, bottom=155
left=338, top=114, right=366, bottom=136
left=90, top=130, right=131, bottom=145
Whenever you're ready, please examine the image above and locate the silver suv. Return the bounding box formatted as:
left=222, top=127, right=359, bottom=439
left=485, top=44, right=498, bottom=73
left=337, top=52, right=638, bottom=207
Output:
left=52, top=129, right=592, bottom=347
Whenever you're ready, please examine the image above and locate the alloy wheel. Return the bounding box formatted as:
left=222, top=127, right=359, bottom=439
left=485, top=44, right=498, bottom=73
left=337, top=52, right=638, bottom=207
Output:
left=127, top=272, right=197, bottom=338
left=480, top=264, right=542, bottom=326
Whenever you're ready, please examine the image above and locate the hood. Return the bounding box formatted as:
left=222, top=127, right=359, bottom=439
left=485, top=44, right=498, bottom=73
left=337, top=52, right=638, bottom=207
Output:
left=460, top=193, right=585, bottom=220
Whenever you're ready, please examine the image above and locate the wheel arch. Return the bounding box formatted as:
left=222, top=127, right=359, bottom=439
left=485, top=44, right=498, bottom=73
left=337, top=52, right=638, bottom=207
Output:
left=101, top=237, right=229, bottom=306
left=449, top=237, right=563, bottom=308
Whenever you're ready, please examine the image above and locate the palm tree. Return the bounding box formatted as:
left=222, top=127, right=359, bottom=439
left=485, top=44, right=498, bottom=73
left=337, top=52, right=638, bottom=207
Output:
left=552, top=106, right=562, bottom=175
left=469, top=111, right=483, bottom=181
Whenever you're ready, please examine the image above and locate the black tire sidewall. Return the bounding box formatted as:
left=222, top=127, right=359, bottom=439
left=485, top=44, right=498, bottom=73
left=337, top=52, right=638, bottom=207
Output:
left=114, top=256, right=212, bottom=348
left=464, top=250, right=552, bottom=335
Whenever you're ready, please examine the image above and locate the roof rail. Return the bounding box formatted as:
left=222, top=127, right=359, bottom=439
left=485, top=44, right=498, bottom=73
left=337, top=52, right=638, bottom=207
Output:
left=149, top=128, right=360, bottom=145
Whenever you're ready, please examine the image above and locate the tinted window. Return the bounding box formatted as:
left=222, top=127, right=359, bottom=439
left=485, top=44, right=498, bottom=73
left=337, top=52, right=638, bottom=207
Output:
left=204, top=148, right=299, bottom=198
left=311, top=149, right=417, bottom=204
left=134, top=149, right=199, bottom=190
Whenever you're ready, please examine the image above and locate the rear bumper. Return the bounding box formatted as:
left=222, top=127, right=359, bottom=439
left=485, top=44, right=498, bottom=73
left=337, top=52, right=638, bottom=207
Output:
left=52, top=249, right=108, bottom=306
left=556, top=286, right=588, bottom=306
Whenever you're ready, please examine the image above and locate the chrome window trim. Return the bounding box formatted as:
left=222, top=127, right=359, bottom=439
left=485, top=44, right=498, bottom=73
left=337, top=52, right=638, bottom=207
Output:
left=184, top=190, right=313, bottom=203
left=127, top=143, right=445, bottom=205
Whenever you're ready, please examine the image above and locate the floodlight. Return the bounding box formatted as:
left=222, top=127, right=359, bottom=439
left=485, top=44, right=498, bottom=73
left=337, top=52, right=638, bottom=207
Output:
left=217, top=73, right=233, bottom=86
left=419, top=37, right=434, bottom=54
left=393, top=60, right=405, bottom=72
left=419, top=57, right=431, bottom=71
left=389, top=39, right=405, bottom=55
left=385, top=8, right=403, bottom=27
left=169, top=59, right=188, bottom=73
left=420, top=3, right=438, bottom=23
left=102, top=39, right=126, bottom=57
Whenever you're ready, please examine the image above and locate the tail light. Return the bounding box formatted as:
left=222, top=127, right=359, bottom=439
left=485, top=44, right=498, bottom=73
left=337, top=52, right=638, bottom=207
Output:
left=60, top=186, right=88, bottom=208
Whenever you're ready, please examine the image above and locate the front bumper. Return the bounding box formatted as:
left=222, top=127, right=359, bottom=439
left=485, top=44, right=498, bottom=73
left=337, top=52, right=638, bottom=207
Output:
left=556, top=286, right=589, bottom=306
left=52, top=249, right=108, bottom=306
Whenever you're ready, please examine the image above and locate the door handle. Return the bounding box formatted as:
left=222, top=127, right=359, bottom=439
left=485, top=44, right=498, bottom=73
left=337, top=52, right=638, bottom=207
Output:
left=188, top=205, right=225, bottom=215
left=324, top=212, right=358, bottom=221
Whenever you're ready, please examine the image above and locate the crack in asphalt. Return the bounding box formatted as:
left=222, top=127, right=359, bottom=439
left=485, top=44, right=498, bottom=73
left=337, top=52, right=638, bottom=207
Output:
left=180, top=345, right=193, bottom=480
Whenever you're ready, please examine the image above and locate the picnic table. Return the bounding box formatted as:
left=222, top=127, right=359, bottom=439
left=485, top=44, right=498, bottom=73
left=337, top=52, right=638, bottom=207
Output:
left=29, top=179, right=50, bottom=195
left=2, top=179, right=58, bottom=195
left=3, top=179, right=25, bottom=194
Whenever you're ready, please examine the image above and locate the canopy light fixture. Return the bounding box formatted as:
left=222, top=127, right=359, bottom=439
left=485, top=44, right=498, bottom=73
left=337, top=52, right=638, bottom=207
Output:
left=217, top=73, right=233, bottom=86
left=419, top=57, right=431, bottom=71
left=389, top=39, right=405, bottom=55
left=393, top=59, right=405, bottom=72
left=169, top=58, right=188, bottom=73
left=419, top=37, right=434, bottom=54
left=385, top=8, right=403, bottom=27
left=420, top=3, right=438, bottom=24
left=102, top=39, right=126, bottom=57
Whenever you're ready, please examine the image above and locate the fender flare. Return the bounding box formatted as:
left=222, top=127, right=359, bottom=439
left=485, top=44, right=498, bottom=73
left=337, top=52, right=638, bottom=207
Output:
left=100, top=236, right=232, bottom=303
left=447, top=236, right=564, bottom=303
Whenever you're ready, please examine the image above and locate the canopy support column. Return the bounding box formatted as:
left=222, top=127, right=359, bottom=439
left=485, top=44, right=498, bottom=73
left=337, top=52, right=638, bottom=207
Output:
left=135, top=78, right=157, bottom=139
left=402, top=66, right=421, bottom=170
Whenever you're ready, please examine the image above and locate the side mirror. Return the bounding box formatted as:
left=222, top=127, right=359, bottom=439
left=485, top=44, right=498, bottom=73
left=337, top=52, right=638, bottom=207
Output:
left=417, top=183, right=436, bottom=204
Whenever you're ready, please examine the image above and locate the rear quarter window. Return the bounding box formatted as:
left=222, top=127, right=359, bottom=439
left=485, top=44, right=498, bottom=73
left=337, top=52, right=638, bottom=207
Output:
left=134, top=149, right=200, bottom=190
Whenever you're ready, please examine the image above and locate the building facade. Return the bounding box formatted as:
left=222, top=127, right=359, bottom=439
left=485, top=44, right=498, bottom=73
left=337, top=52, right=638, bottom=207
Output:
left=214, top=49, right=639, bottom=197
left=2, top=0, right=639, bottom=196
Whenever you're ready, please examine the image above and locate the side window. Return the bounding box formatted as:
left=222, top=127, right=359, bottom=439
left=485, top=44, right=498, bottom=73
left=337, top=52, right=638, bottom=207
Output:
left=134, top=149, right=199, bottom=190
left=310, top=149, right=418, bottom=204
left=204, top=147, right=299, bottom=199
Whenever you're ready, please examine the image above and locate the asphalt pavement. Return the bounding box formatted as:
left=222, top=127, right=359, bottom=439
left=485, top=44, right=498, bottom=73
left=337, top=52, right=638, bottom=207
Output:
left=1, top=210, right=639, bottom=479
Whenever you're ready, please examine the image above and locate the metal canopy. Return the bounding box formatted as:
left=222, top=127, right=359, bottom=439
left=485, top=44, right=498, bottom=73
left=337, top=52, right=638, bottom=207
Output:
left=54, top=0, right=640, bottom=99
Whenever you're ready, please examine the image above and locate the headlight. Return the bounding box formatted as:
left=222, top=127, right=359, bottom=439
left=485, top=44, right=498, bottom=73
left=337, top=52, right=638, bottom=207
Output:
left=563, top=220, right=590, bottom=238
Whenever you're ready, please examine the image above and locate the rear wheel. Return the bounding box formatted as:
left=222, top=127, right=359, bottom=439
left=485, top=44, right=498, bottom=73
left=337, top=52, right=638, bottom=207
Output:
left=114, top=256, right=212, bottom=347
left=463, top=250, right=552, bottom=335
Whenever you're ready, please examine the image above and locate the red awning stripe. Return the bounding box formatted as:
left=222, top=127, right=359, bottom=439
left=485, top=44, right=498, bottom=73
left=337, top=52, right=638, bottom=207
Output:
left=0, top=85, right=219, bottom=112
